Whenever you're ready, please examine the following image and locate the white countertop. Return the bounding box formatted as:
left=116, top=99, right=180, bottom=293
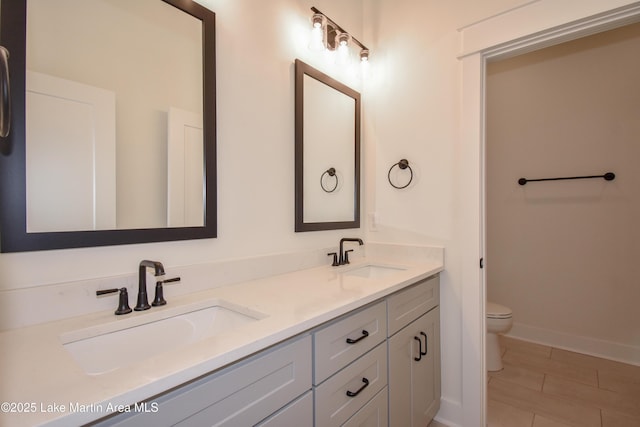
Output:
left=0, top=253, right=443, bottom=426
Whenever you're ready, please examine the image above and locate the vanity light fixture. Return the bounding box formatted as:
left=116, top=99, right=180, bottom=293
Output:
left=309, top=7, right=370, bottom=70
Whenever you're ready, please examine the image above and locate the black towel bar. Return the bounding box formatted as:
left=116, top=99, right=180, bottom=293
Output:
left=518, top=172, right=615, bottom=186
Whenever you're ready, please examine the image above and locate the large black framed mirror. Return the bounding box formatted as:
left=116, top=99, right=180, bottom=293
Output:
left=0, top=0, right=216, bottom=252
left=294, top=59, right=361, bottom=232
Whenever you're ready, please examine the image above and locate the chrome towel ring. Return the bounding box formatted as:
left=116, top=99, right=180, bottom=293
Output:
left=388, top=159, right=413, bottom=189
left=321, top=167, right=339, bottom=193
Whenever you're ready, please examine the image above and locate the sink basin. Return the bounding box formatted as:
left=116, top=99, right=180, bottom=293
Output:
left=341, top=264, right=407, bottom=279
left=61, top=301, right=266, bottom=375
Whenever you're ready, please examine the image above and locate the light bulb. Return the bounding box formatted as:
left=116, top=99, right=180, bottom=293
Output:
left=309, top=14, right=325, bottom=52
left=360, top=59, right=370, bottom=79
left=336, top=33, right=350, bottom=66
left=359, top=49, right=371, bottom=79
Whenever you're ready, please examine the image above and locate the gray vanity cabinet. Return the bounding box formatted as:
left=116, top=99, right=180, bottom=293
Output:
left=96, top=334, right=312, bottom=426
left=387, top=276, right=441, bottom=427
left=90, top=274, right=441, bottom=427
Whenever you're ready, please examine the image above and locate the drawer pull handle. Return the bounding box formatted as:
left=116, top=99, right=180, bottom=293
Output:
left=420, top=331, right=428, bottom=356
left=414, top=336, right=423, bottom=361
left=346, top=377, right=370, bottom=397
left=0, top=46, right=11, bottom=138
left=346, top=329, right=369, bottom=344
left=414, top=332, right=429, bottom=361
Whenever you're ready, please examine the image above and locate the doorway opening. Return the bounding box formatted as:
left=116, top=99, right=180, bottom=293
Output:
left=484, top=21, right=640, bottom=426
left=458, top=3, right=640, bottom=425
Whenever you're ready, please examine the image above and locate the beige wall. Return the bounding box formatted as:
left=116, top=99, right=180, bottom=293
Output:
left=486, top=22, right=640, bottom=363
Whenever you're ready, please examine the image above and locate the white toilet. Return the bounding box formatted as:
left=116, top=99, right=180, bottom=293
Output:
left=486, top=301, right=513, bottom=371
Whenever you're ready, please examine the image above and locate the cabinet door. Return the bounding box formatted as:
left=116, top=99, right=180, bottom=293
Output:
left=388, top=307, right=440, bottom=427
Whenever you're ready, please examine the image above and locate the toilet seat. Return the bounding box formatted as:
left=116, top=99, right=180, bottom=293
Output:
left=487, top=302, right=512, bottom=319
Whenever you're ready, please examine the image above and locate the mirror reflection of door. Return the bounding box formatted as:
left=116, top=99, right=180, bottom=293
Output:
left=167, top=107, right=204, bottom=228
left=26, top=71, right=116, bottom=232
left=25, top=0, right=204, bottom=231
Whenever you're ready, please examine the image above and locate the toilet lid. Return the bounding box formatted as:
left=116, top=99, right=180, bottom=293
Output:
left=487, top=302, right=512, bottom=319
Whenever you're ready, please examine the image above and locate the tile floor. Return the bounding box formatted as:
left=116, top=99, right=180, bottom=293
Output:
left=488, top=336, right=640, bottom=427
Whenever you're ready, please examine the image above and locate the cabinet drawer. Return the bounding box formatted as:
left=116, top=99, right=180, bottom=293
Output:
left=256, top=391, right=313, bottom=427
left=314, top=342, right=388, bottom=427
left=387, top=275, right=439, bottom=336
left=175, top=335, right=311, bottom=426
left=314, top=301, right=387, bottom=384
left=342, top=387, right=388, bottom=427
left=98, top=334, right=312, bottom=427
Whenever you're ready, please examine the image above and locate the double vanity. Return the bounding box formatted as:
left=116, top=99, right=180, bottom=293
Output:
left=0, top=244, right=443, bottom=426
left=0, top=1, right=441, bottom=425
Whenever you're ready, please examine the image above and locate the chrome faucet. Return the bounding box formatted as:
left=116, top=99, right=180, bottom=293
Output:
left=135, top=260, right=165, bottom=311
left=338, top=238, right=364, bottom=265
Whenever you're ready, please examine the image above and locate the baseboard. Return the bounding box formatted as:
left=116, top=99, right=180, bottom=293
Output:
left=433, top=397, right=463, bottom=427
left=508, top=322, right=640, bottom=366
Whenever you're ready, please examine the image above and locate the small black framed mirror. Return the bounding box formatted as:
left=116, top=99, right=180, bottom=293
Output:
left=294, top=59, right=361, bottom=232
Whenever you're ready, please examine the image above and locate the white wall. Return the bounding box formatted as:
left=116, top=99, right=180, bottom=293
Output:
left=365, top=1, right=535, bottom=423
left=0, top=0, right=366, bottom=290
left=486, top=22, right=640, bottom=364
left=372, top=0, right=640, bottom=425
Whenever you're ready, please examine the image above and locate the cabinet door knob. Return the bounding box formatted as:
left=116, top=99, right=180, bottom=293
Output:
left=420, top=331, right=428, bottom=356
left=346, top=329, right=369, bottom=344
left=346, top=377, right=370, bottom=397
